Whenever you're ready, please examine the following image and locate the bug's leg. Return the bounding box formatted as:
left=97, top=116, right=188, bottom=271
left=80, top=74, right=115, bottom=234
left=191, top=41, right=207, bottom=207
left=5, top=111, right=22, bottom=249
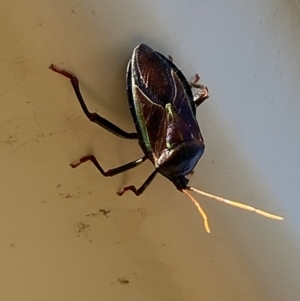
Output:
left=190, top=74, right=210, bottom=107
left=193, top=88, right=209, bottom=107
left=71, top=155, right=148, bottom=176
left=49, top=64, right=138, bottom=140
left=190, top=73, right=201, bottom=85
left=117, top=170, right=158, bottom=196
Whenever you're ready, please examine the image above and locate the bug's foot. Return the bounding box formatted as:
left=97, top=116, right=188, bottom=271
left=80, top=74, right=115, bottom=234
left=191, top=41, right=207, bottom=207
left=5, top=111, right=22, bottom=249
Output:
left=190, top=74, right=200, bottom=85
left=49, top=64, right=78, bottom=82
left=70, top=155, right=95, bottom=169
left=70, top=162, right=81, bottom=168
left=117, top=185, right=141, bottom=196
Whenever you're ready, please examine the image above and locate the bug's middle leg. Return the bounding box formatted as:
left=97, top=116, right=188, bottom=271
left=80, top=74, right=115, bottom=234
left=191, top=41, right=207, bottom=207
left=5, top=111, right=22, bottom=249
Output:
left=71, top=155, right=148, bottom=177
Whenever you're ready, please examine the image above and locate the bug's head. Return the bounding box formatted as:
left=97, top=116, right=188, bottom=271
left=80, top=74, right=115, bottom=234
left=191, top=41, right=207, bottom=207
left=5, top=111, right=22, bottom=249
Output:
left=172, top=176, right=189, bottom=190
left=156, top=139, right=205, bottom=184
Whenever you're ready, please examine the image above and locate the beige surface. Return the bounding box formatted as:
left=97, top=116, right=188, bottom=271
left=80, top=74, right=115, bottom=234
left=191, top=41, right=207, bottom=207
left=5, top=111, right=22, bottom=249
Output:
left=1, top=1, right=300, bottom=300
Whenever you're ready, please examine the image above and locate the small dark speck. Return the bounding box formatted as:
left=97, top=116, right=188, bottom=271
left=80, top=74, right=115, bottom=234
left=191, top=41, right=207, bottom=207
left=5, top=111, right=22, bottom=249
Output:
left=76, top=222, right=90, bottom=233
left=39, top=22, right=42, bottom=26
left=59, top=193, right=79, bottom=199
left=86, top=209, right=111, bottom=218
left=99, top=209, right=111, bottom=218
left=40, top=200, right=46, bottom=204
left=71, top=9, right=75, bottom=14
left=117, top=277, right=129, bottom=285
left=86, top=213, right=96, bottom=217
left=11, top=244, right=15, bottom=247
left=254, top=74, right=257, bottom=78
left=92, top=10, right=95, bottom=15
left=74, top=221, right=91, bottom=239
left=27, top=101, right=30, bottom=104
left=56, top=184, right=62, bottom=189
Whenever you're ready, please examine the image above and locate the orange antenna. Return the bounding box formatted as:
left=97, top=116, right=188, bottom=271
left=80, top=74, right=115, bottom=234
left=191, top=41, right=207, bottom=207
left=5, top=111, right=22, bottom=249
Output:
left=182, top=189, right=211, bottom=233
left=182, top=187, right=283, bottom=233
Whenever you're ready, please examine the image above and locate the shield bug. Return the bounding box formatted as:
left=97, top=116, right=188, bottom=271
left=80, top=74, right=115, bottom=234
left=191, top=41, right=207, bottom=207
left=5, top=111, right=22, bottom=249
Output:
left=50, top=44, right=283, bottom=232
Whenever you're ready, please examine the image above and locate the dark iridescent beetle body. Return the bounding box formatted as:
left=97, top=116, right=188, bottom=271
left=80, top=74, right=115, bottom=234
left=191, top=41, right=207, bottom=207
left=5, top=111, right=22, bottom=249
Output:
left=50, top=44, right=283, bottom=233
left=127, top=44, right=207, bottom=190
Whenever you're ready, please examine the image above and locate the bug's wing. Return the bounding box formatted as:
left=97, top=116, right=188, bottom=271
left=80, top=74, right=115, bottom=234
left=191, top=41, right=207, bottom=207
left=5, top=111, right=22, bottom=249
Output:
left=171, top=72, right=204, bottom=142
left=127, top=44, right=175, bottom=159
left=131, top=84, right=167, bottom=160
left=132, top=44, right=176, bottom=106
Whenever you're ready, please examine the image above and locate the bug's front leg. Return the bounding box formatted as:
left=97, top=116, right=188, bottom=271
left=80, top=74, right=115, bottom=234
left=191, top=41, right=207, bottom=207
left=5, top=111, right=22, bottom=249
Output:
left=117, top=170, right=158, bottom=196
left=49, top=64, right=138, bottom=140
left=190, top=74, right=209, bottom=107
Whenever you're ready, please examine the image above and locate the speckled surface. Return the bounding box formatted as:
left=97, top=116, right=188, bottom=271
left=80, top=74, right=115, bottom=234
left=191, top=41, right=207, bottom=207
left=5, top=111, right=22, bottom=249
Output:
left=1, top=1, right=300, bottom=300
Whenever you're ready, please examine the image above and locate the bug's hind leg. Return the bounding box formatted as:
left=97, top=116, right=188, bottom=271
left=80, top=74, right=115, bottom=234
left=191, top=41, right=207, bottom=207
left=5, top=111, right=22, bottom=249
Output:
left=190, top=74, right=210, bottom=107
left=49, top=64, right=138, bottom=140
